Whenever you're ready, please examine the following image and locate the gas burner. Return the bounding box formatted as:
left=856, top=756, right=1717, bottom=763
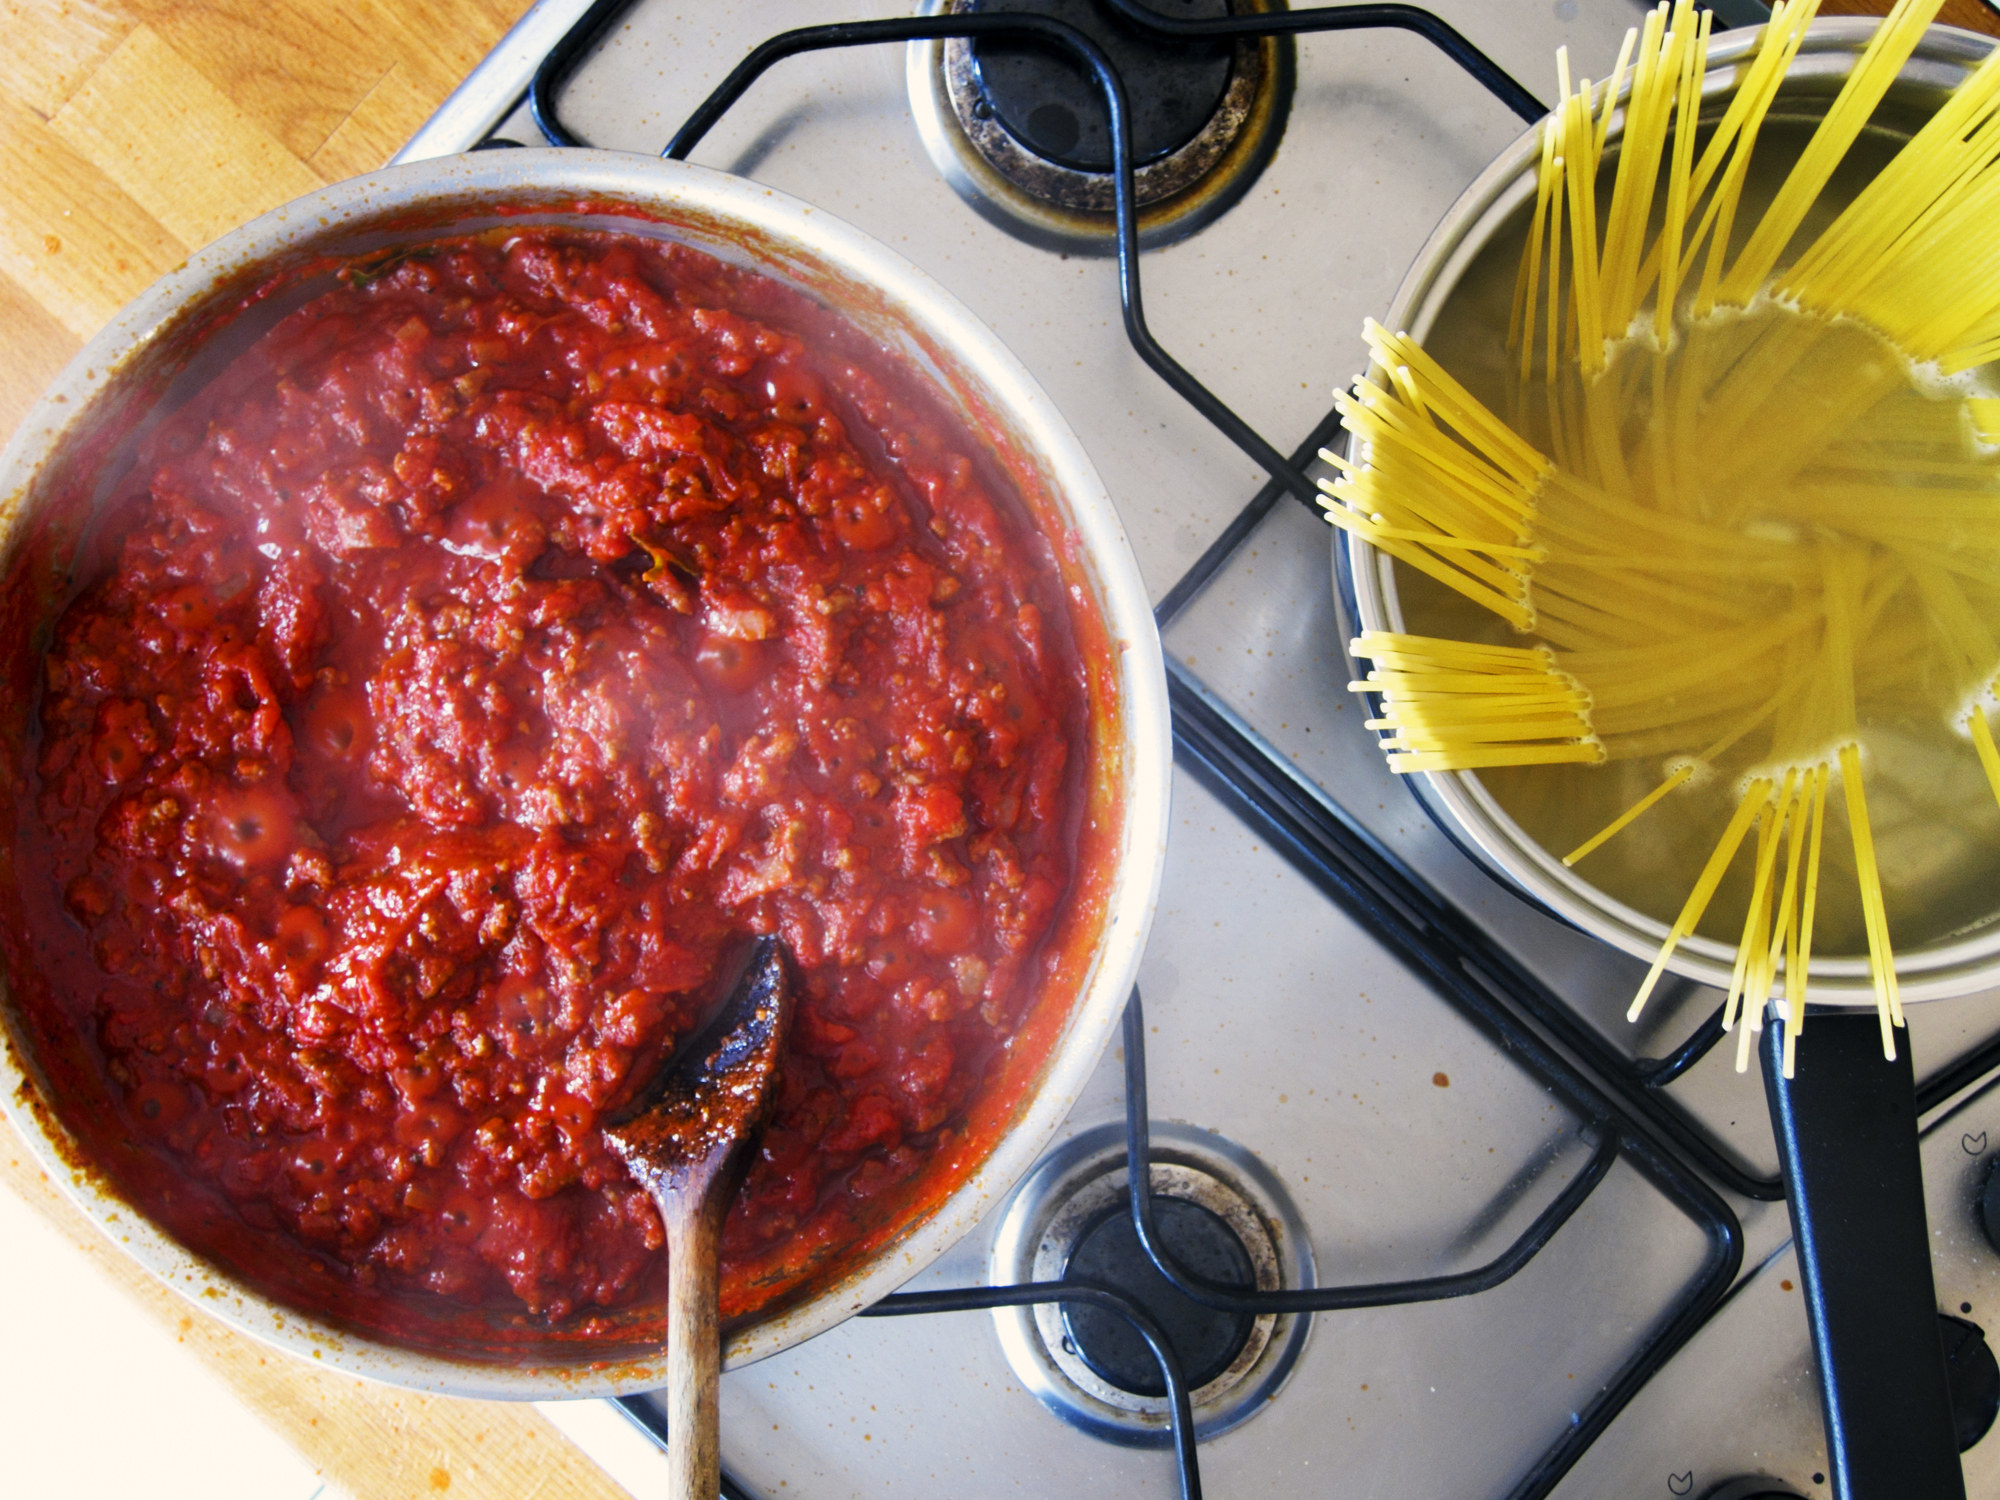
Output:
left=907, top=0, right=1291, bottom=249
left=987, top=1121, right=1312, bottom=1444
left=1063, top=1195, right=1256, bottom=1396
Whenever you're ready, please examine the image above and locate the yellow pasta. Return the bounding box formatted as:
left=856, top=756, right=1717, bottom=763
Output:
left=1330, top=0, right=2000, bottom=1071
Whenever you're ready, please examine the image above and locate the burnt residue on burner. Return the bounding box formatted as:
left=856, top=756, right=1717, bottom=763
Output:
left=1061, top=1195, right=1257, bottom=1396
left=968, top=0, right=1236, bottom=172
left=910, top=0, right=1293, bottom=250
left=987, top=1120, right=1313, bottom=1445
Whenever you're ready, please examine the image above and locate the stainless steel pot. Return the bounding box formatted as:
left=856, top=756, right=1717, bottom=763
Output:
left=0, top=151, right=1171, bottom=1398
left=1333, top=21, right=2000, bottom=1498
left=1337, top=18, right=2000, bottom=1006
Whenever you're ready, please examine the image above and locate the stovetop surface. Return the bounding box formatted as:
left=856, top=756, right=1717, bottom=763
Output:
left=703, top=756, right=1719, bottom=1498
left=404, top=3, right=2000, bottom=1495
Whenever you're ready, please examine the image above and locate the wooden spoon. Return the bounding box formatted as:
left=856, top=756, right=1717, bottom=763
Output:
left=603, top=935, right=794, bottom=1500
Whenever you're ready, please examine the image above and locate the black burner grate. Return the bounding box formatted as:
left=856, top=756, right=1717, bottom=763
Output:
left=508, top=4, right=1775, bottom=1497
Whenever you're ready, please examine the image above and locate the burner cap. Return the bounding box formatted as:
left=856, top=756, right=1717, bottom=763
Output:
left=986, top=1120, right=1313, bottom=1445
left=967, top=0, right=1234, bottom=172
left=1061, top=1196, right=1256, bottom=1395
left=1940, top=1313, right=2000, bottom=1451
left=908, top=0, right=1293, bottom=251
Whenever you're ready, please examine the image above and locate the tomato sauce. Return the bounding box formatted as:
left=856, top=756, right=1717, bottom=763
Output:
left=6, top=231, right=1087, bottom=1339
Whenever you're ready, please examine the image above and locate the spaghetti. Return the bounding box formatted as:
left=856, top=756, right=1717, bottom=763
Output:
left=1326, top=0, right=2000, bottom=1073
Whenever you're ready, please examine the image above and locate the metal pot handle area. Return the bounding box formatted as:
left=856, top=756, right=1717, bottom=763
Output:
left=1760, top=1014, right=1965, bottom=1498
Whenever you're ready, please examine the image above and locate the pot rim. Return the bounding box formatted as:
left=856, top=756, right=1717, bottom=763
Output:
left=0, top=150, right=1171, bottom=1398
left=1337, top=18, right=2000, bottom=1006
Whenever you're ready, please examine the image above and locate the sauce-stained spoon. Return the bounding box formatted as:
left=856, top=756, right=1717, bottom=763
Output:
left=603, top=935, right=794, bottom=1500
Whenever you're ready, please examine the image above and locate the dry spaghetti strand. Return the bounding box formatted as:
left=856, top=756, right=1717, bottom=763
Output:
left=1784, top=764, right=1832, bottom=1079
left=1839, top=743, right=1903, bottom=1055
left=1630, top=780, right=1773, bottom=1023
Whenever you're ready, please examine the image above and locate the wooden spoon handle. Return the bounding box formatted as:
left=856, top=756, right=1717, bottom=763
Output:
left=663, top=1186, right=726, bottom=1500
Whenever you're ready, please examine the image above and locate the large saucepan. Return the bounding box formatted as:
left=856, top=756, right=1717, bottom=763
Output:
left=1336, top=21, right=1997, bottom=1499
left=0, top=151, right=1170, bottom=1397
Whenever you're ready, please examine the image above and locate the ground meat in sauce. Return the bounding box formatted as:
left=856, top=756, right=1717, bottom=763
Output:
left=14, top=230, right=1085, bottom=1327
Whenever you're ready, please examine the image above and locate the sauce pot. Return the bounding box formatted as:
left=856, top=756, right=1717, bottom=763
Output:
left=0, top=151, right=1171, bottom=1398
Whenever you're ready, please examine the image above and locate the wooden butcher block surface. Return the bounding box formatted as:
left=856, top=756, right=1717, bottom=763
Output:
left=0, top=5, right=641, bottom=1497
left=0, top=0, right=538, bottom=439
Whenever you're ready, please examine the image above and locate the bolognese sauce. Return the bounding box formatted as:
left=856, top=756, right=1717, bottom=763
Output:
left=9, top=230, right=1087, bottom=1334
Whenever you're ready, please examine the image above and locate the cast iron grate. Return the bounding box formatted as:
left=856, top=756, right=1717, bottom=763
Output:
left=509, top=3, right=1770, bottom=1496
left=516, top=0, right=1870, bottom=1213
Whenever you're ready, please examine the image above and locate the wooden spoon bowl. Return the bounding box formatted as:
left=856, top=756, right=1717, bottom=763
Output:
left=603, top=936, right=794, bottom=1500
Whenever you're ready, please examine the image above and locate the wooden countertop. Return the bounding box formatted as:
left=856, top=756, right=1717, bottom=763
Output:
left=1, top=1, right=1996, bottom=1497
left=1, top=5, right=638, bottom=1496
left=0, top=0, right=537, bottom=441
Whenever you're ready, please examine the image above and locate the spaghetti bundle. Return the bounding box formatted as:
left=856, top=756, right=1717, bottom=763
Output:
left=1325, top=0, right=2000, bottom=1073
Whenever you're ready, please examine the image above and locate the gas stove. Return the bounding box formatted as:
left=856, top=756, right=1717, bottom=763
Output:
left=398, top=4, right=2000, bottom=1496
